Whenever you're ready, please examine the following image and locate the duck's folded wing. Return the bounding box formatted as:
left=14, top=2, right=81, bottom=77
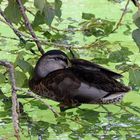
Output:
left=42, top=69, right=111, bottom=102
left=69, top=66, right=130, bottom=103
left=43, top=69, right=130, bottom=104
left=70, top=59, right=122, bottom=79
left=40, top=69, right=81, bottom=101
left=29, top=69, right=80, bottom=101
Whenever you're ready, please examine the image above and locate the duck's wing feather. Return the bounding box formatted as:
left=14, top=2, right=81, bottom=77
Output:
left=70, top=59, right=122, bottom=79
left=70, top=66, right=130, bottom=93
left=69, top=66, right=130, bottom=103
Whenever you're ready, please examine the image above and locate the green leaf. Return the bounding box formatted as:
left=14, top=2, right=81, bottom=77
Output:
left=25, top=42, right=36, bottom=50
left=4, top=1, right=22, bottom=24
left=43, top=31, right=52, bottom=39
left=109, top=47, right=133, bottom=63
left=129, top=69, right=140, bottom=87
left=15, top=71, right=27, bottom=87
left=43, top=3, right=55, bottom=26
left=34, top=0, right=45, bottom=13
left=16, top=59, right=33, bottom=75
left=0, top=73, right=5, bottom=84
left=104, top=22, right=114, bottom=35
left=34, top=1, right=59, bottom=26
left=133, top=10, right=140, bottom=28
left=33, top=11, right=45, bottom=27
left=0, top=0, right=3, bottom=4
left=67, top=49, right=80, bottom=59
left=55, top=0, right=62, bottom=18
left=68, top=25, right=76, bottom=29
left=132, top=29, right=140, bottom=51
left=82, top=13, right=95, bottom=20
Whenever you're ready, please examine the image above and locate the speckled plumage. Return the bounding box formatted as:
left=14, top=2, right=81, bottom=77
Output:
left=29, top=50, right=131, bottom=111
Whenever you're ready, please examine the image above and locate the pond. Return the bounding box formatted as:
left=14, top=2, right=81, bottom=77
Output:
left=0, top=0, right=140, bottom=139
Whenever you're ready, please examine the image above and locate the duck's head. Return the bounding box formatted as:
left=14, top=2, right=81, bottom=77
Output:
left=34, top=50, right=70, bottom=80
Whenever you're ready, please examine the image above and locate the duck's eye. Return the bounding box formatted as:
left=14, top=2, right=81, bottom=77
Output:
left=55, top=57, right=68, bottom=64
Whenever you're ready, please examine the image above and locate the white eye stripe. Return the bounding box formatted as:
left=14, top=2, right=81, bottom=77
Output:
left=47, top=55, right=68, bottom=63
left=55, top=57, right=68, bottom=63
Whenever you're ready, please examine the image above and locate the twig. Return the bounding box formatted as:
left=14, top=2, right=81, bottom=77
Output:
left=50, top=26, right=83, bottom=33
left=0, top=7, right=106, bottom=50
left=0, top=16, right=74, bottom=49
left=0, top=61, right=20, bottom=140
left=0, top=35, right=19, bottom=41
left=25, top=8, right=35, bottom=16
left=0, top=17, right=25, bottom=39
left=16, top=0, right=45, bottom=55
left=112, top=0, right=131, bottom=32
left=15, top=88, right=60, bottom=116
left=25, top=91, right=60, bottom=117
left=0, top=8, right=25, bottom=43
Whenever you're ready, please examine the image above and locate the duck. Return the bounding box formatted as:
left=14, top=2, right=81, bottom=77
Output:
left=29, top=50, right=131, bottom=111
left=131, top=0, right=139, bottom=6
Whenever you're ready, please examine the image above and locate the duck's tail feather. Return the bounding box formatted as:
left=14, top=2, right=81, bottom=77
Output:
left=91, top=86, right=131, bottom=104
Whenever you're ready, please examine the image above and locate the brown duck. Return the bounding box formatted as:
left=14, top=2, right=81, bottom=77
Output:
left=29, top=50, right=131, bottom=111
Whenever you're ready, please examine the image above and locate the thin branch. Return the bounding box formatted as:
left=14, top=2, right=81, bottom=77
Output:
left=0, top=6, right=113, bottom=51
left=112, top=0, right=130, bottom=32
left=0, top=60, right=60, bottom=139
left=17, top=89, right=60, bottom=117
left=0, top=0, right=130, bottom=52
left=25, top=8, right=35, bottom=16
left=0, top=61, right=20, bottom=140
left=23, top=90, right=60, bottom=117
left=16, top=0, right=45, bottom=55
left=50, top=26, right=83, bottom=33
left=0, top=35, right=19, bottom=41
left=0, top=8, right=25, bottom=43
left=0, top=15, right=80, bottom=49
left=0, top=16, right=74, bottom=49
left=14, top=87, right=60, bottom=116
